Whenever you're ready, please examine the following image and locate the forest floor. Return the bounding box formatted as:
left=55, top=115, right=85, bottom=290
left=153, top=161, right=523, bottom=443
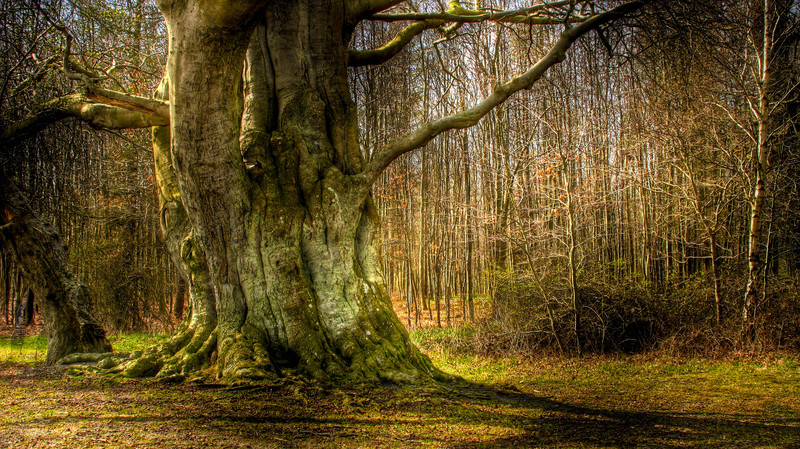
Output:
left=1, top=328, right=799, bottom=448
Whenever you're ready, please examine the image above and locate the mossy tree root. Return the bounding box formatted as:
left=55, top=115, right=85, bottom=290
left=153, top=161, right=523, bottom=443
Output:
left=117, top=321, right=217, bottom=380
left=59, top=317, right=218, bottom=382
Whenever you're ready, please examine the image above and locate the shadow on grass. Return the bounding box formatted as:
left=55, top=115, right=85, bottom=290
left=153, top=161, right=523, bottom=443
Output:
left=2, top=367, right=798, bottom=448
left=445, top=382, right=798, bottom=448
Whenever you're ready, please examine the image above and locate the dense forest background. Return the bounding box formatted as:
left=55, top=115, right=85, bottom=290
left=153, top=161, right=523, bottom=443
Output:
left=2, top=0, right=799, bottom=356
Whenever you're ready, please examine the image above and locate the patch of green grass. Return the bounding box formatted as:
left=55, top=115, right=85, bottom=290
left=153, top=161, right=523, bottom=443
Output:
left=108, top=332, right=169, bottom=353
left=0, top=335, right=47, bottom=365
left=410, top=325, right=477, bottom=355
left=419, top=343, right=800, bottom=428
left=0, top=332, right=168, bottom=365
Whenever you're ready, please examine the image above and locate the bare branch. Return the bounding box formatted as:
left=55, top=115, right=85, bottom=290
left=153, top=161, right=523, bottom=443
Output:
left=348, top=1, right=591, bottom=68
left=6, top=55, right=60, bottom=100
left=360, top=0, right=649, bottom=186
left=348, top=19, right=444, bottom=66
left=709, top=101, right=758, bottom=145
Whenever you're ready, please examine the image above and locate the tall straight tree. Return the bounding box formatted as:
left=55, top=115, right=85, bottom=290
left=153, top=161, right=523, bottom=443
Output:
left=741, top=0, right=799, bottom=338
left=3, top=0, right=648, bottom=382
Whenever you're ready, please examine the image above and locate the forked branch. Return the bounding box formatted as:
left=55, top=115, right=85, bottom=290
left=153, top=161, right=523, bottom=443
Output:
left=51, top=20, right=171, bottom=118
left=348, top=19, right=445, bottom=66
left=1, top=13, right=171, bottom=148
left=349, top=0, right=588, bottom=66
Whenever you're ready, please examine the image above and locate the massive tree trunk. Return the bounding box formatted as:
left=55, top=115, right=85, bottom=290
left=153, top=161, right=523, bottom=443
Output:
left=119, top=0, right=442, bottom=383
left=0, top=174, right=111, bottom=364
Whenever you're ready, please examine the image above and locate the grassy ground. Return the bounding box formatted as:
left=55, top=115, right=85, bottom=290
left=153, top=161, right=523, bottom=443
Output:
left=1, top=330, right=798, bottom=448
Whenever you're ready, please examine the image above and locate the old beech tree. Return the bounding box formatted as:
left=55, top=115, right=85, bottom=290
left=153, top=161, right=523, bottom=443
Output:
left=3, top=0, right=646, bottom=382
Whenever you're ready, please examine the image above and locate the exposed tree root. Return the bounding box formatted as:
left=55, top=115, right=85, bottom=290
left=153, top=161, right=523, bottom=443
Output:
left=58, top=320, right=451, bottom=387
left=58, top=318, right=217, bottom=382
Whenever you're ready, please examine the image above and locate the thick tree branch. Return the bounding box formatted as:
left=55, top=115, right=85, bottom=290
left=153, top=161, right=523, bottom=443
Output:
left=360, top=0, right=648, bottom=185
left=348, top=19, right=445, bottom=66
left=0, top=93, right=169, bottom=147
left=369, top=0, right=582, bottom=24
left=87, top=85, right=171, bottom=117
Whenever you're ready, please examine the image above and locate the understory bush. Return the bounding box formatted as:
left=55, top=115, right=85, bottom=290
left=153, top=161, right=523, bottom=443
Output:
left=470, top=264, right=800, bottom=357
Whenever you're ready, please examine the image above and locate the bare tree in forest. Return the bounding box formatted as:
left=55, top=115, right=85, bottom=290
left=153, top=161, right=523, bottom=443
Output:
left=740, top=0, right=799, bottom=339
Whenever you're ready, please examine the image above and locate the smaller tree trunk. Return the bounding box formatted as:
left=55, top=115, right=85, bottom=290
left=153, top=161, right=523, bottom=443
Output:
left=564, top=164, right=581, bottom=355
left=0, top=173, right=111, bottom=363
left=743, top=175, right=766, bottom=340
left=709, top=232, right=722, bottom=325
